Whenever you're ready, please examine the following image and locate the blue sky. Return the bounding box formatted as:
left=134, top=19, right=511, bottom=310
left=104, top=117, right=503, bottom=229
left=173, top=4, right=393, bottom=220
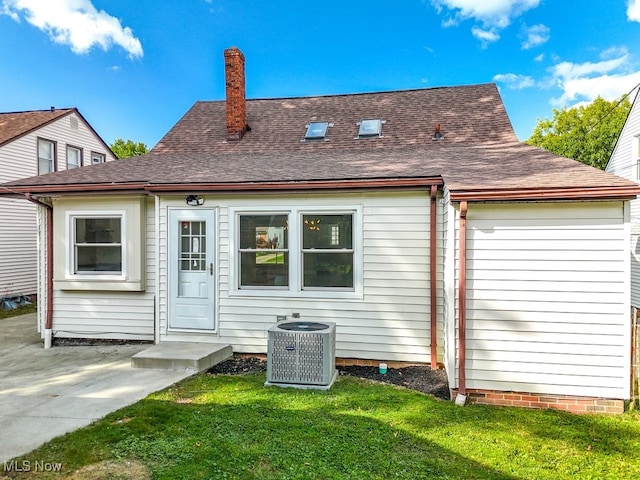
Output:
left=1, top=0, right=640, bottom=149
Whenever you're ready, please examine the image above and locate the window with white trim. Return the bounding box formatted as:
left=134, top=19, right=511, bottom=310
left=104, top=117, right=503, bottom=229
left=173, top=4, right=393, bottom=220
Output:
left=234, top=208, right=359, bottom=294
left=239, top=214, right=289, bottom=288
left=91, top=152, right=106, bottom=164
left=302, top=213, right=354, bottom=289
left=67, top=145, right=82, bottom=169
left=55, top=200, right=144, bottom=291
left=73, top=216, right=122, bottom=274
left=38, top=138, right=56, bottom=174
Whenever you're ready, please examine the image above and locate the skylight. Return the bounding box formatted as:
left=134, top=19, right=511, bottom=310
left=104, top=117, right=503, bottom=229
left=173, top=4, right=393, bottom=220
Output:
left=357, top=119, right=385, bottom=138
left=304, top=121, right=330, bottom=140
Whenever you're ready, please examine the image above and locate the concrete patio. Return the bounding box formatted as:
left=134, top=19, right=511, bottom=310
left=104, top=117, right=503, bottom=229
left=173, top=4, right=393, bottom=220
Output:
left=0, top=313, right=228, bottom=463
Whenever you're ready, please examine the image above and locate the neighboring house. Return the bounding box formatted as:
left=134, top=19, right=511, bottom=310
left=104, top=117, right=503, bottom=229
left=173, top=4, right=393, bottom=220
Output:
left=2, top=48, right=640, bottom=413
left=606, top=87, right=640, bottom=407
left=0, top=108, right=116, bottom=298
left=606, top=87, right=640, bottom=306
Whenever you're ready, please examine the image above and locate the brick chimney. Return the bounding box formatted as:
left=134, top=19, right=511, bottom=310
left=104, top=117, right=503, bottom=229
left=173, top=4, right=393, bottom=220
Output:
left=224, top=47, right=247, bottom=141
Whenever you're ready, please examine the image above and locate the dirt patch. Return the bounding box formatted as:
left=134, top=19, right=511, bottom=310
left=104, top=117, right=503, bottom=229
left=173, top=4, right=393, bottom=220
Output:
left=208, top=355, right=450, bottom=400
left=63, top=460, right=151, bottom=480
left=0, top=460, right=151, bottom=480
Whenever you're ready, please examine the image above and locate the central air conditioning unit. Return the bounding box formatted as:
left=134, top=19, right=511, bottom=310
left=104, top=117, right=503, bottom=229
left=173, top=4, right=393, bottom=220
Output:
left=266, top=321, right=337, bottom=390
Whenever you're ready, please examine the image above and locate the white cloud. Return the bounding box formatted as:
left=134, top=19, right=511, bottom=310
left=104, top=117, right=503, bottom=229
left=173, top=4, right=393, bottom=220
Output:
left=534, top=53, right=544, bottom=62
left=471, top=26, right=500, bottom=46
left=628, top=0, right=640, bottom=22
left=494, top=47, right=640, bottom=106
left=1, top=0, right=143, bottom=58
left=431, top=0, right=540, bottom=29
left=493, top=73, right=535, bottom=89
left=521, top=24, right=550, bottom=49
left=548, top=48, right=640, bottom=106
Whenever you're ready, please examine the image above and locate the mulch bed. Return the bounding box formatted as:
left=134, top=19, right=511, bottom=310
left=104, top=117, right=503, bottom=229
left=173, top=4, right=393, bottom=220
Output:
left=208, top=356, right=450, bottom=401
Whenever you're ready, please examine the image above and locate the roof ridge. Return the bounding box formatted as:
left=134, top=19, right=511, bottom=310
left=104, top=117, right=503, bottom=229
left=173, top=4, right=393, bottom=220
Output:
left=0, top=108, right=76, bottom=115
left=194, top=82, right=497, bottom=104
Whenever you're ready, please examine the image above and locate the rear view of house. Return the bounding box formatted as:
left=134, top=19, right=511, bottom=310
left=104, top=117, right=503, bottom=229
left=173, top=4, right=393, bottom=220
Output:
left=3, top=48, right=640, bottom=413
left=0, top=108, right=116, bottom=299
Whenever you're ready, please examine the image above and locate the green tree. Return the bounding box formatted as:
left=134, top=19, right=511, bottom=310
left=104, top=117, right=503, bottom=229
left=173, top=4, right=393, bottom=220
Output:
left=110, top=138, right=149, bottom=159
left=526, top=95, right=631, bottom=170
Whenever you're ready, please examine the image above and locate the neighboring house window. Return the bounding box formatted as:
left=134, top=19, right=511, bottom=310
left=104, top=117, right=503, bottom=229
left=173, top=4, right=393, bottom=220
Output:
left=38, top=138, right=56, bottom=174
left=302, top=213, right=354, bottom=289
left=91, top=152, right=106, bottom=164
left=239, top=214, right=289, bottom=288
left=73, top=216, right=122, bottom=274
left=67, top=146, right=82, bottom=169
left=233, top=207, right=360, bottom=295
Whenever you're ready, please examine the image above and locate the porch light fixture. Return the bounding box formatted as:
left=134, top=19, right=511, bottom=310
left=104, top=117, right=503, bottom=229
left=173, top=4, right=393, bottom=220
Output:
left=185, top=195, right=205, bottom=206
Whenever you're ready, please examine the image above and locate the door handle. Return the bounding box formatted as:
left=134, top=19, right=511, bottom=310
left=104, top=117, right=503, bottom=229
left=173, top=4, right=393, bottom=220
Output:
left=209, top=263, right=214, bottom=275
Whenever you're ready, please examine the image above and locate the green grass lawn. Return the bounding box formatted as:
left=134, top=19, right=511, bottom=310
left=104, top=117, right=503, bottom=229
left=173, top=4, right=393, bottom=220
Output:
left=4, top=373, right=640, bottom=479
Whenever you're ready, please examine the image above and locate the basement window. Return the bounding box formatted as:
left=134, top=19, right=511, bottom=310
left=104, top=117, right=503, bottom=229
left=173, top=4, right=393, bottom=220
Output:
left=356, top=119, right=385, bottom=138
left=304, top=121, right=331, bottom=140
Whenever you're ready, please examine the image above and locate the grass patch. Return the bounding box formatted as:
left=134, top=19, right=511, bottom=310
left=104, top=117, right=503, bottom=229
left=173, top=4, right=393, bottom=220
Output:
left=0, top=302, right=36, bottom=320
left=3, top=373, right=640, bottom=479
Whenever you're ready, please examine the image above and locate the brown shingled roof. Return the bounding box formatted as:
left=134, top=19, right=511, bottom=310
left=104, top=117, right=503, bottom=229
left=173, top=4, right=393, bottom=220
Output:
left=0, top=108, right=75, bottom=146
left=152, top=83, right=516, bottom=154
left=2, top=84, right=639, bottom=201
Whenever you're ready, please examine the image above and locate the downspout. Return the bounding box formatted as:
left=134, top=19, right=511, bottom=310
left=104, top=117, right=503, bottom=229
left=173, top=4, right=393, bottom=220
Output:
left=25, top=194, right=54, bottom=349
left=456, top=201, right=468, bottom=405
left=153, top=194, right=161, bottom=345
left=430, top=185, right=438, bottom=370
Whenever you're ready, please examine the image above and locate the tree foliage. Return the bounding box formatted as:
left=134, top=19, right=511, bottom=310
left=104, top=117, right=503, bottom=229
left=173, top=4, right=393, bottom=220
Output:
left=110, top=138, right=149, bottom=159
left=526, top=95, right=632, bottom=170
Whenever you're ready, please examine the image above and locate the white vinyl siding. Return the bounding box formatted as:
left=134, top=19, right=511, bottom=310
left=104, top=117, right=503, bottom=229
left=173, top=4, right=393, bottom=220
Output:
left=441, top=188, right=457, bottom=386
left=158, top=191, right=441, bottom=364
left=607, top=92, right=640, bottom=306
left=632, top=233, right=640, bottom=307
left=461, top=201, right=630, bottom=399
left=50, top=198, right=156, bottom=340
left=0, top=112, right=116, bottom=297
left=0, top=197, right=37, bottom=296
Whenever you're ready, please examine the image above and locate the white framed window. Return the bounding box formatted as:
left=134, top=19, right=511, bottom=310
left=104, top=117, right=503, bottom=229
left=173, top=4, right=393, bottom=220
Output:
left=91, top=152, right=106, bottom=164
left=238, top=213, right=289, bottom=289
left=54, top=199, right=145, bottom=291
left=67, top=145, right=82, bottom=169
left=71, top=214, right=124, bottom=276
left=301, top=213, right=354, bottom=289
left=38, top=138, right=56, bottom=174
left=231, top=206, right=362, bottom=298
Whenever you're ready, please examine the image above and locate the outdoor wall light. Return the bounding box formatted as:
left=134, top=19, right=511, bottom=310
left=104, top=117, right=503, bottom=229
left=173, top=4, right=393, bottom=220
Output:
left=185, top=195, right=205, bottom=206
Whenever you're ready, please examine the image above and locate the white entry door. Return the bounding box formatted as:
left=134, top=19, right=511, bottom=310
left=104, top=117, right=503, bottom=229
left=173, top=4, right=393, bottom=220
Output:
left=169, top=209, right=215, bottom=331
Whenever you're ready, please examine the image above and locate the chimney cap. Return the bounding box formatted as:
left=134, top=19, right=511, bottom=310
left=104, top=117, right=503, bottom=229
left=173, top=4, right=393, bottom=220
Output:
left=224, top=46, right=245, bottom=57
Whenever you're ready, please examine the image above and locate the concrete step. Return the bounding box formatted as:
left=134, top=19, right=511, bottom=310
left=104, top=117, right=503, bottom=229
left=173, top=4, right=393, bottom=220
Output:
left=131, top=342, right=233, bottom=371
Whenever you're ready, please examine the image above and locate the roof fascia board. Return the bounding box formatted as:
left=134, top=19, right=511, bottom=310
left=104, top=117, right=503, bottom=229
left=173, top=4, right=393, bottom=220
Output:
left=450, top=186, right=640, bottom=202
left=0, top=177, right=444, bottom=196
left=144, top=178, right=443, bottom=193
